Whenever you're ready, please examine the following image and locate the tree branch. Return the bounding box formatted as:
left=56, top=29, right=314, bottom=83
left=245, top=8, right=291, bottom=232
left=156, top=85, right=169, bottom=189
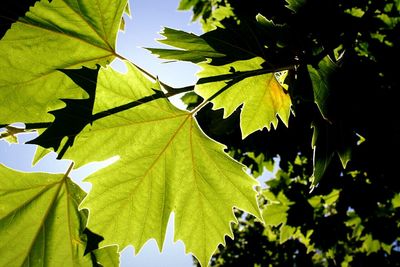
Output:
left=91, top=90, right=165, bottom=121
left=0, top=122, right=52, bottom=129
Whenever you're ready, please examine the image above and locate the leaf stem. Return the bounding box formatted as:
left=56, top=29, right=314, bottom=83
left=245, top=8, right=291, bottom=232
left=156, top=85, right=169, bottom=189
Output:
left=63, top=162, right=75, bottom=179
left=114, top=52, right=179, bottom=92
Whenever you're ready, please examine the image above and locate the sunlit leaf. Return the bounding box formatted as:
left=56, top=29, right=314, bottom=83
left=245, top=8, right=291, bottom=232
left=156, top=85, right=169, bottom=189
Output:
left=64, top=62, right=261, bottom=267
left=262, top=191, right=291, bottom=226
left=92, top=246, right=120, bottom=267
left=285, top=0, right=306, bottom=12
left=0, top=164, right=100, bottom=266
left=146, top=27, right=225, bottom=63
left=195, top=57, right=292, bottom=138
left=0, top=0, right=128, bottom=123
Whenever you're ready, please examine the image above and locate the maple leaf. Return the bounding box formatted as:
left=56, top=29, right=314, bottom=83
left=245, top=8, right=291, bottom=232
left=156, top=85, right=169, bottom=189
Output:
left=307, top=56, right=339, bottom=121
left=0, top=0, right=128, bottom=124
left=195, top=57, right=292, bottom=138
left=262, top=190, right=291, bottom=227
left=63, top=62, right=262, bottom=266
left=146, top=27, right=225, bottom=63
left=308, top=57, right=354, bottom=184
left=0, top=163, right=118, bottom=266
left=147, top=25, right=272, bottom=66
left=311, top=119, right=353, bottom=185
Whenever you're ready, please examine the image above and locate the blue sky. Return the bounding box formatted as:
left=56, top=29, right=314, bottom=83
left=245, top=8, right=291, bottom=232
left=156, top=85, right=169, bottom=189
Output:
left=0, top=0, right=202, bottom=266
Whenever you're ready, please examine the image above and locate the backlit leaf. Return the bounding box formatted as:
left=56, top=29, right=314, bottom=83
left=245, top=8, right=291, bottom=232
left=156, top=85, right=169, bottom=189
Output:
left=0, top=164, right=99, bottom=266
left=64, top=62, right=261, bottom=266
left=92, top=246, right=120, bottom=267
left=285, top=0, right=306, bottom=12
left=0, top=0, right=128, bottom=124
left=195, top=57, right=292, bottom=138
left=146, top=27, right=225, bottom=63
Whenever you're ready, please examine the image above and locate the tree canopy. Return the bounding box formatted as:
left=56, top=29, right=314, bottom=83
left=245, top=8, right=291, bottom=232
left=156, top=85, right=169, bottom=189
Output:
left=0, top=0, right=399, bottom=266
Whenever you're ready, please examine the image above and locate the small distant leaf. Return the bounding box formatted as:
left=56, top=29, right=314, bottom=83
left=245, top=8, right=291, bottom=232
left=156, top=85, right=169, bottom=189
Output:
left=263, top=204, right=289, bottom=226
left=64, top=62, right=261, bottom=267
left=196, top=57, right=292, bottom=138
left=0, top=164, right=94, bottom=266
left=177, top=0, right=212, bottom=22
left=0, top=0, right=128, bottom=123
left=361, top=234, right=381, bottom=255
left=178, top=0, right=198, bottom=10
left=285, top=0, right=306, bottom=12
left=181, top=92, right=202, bottom=110
left=279, top=225, right=296, bottom=243
left=262, top=191, right=291, bottom=226
left=337, top=144, right=352, bottom=169
left=392, top=194, right=400, bottom=208
left=0, top=125, right=28, bottom=144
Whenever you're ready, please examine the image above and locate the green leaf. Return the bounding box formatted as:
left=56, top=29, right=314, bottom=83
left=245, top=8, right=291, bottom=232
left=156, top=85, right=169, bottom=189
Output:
left=262, top=191, right=291, bottom=226
left=195, top=57, right=292, bottom=138
left=307, top=56, right=338, bottom=121
left=311, top=121, right=334, bottom=185
left=392, top=193, right=400, bottom=208
left=0, top=0, right=128, bottom=124
left=361, top=234, right=381, bottom=255
left=0, top=164, right=96, bottom=266
left=178, top=0, right=198, bottom=10
left=311, top=118, right=354, bottom=185
left=119, top=2, right=131, bottom=32
left=279, top=224, right=296, bottom=243
left=146, top=28, right=225, bottom=63
left=263, top=204, right=289, bottom=226
left=64, top=62, right=261, bottom=267
left=147, top=26, right=268, bottom=65
left=28, top=66, right=100, bottom=153
left=92, top=246, right=120, bottom=267
left=0, top=125, right=28, bottom=144
left=177, top=0, right=212, bottom=22
left=285, top=0, right=306, bottom=12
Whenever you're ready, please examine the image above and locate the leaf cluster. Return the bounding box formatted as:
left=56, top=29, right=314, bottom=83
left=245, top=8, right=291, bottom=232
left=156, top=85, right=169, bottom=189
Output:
left=0, top=0, right=399, bottom=266
left=181, top=0, right=400, bottom=265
